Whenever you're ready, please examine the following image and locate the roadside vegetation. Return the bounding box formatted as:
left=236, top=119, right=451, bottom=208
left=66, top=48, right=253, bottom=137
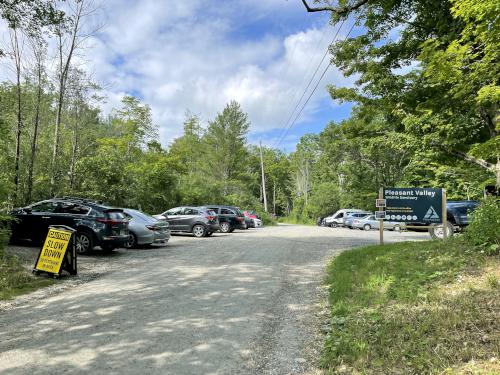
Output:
left=0, top=220, right=54, bottom=301
left=322, top=200, right=499, bottom=374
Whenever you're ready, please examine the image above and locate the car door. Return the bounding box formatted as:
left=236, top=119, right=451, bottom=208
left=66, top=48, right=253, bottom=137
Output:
left=26, top=201, right=60, bottom=242
left=220, top=208, right=237, bottom=227
left=179, top=208, right=200, bottom=231
left=163, top=207, right=183, bottom=231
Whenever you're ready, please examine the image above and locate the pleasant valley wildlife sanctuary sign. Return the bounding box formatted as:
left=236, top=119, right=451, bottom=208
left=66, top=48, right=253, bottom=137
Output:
left=383, top=188, right=444, bottom=223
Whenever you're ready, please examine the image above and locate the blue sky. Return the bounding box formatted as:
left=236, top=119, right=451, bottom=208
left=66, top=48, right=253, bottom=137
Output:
left=0, top=0, right=357, bottom=152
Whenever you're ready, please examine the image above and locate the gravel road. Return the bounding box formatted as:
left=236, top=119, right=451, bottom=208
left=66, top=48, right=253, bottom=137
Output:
left=0, top=225, right=428, bottom=374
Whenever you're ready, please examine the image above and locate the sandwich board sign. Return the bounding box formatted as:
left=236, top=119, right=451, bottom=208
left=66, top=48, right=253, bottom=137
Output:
left=383, top=188, right=443, bottom=223
left=34, top=225, right=77, bottom=277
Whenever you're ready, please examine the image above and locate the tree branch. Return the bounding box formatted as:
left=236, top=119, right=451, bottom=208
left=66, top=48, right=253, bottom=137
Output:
left=448, top=149, right=494, bottom=171
left=301, top=0, right=369, bottom=15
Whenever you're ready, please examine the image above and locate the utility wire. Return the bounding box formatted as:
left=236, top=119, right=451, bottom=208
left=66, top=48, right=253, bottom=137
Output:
left=273, top=13, right=332, bottom=144
left=273, top=19, right=357, bottom=149
left=273, top=19, right=346, bottom=148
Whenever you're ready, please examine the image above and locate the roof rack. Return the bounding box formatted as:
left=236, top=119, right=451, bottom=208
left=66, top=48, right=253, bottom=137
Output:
left=58, top=196, right=104, bottom=205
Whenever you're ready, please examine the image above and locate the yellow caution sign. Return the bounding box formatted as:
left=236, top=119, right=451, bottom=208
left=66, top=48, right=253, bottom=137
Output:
left=34, top=228, right=72, bottom=274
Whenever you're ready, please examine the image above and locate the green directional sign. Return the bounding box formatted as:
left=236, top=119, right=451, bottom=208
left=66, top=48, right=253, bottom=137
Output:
left=383, top=188, right=443, bottom=223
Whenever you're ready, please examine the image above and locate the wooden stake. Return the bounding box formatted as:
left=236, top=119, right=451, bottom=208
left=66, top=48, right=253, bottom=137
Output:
left=442, top=189, right=447, bottom=241
left=379, top=187, right=384, bottom=245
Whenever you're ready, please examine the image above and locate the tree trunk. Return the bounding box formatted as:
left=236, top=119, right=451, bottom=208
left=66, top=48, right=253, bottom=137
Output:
left=10, top=28, right=23, bottom=204
left=50, top=1, right=83, bottom=196
left=69, top=106, right=79, bottom=191
left=26, top=53, right=43, bottom=203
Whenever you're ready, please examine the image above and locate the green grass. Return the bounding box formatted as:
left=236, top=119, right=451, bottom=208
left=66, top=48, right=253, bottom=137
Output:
left=278, top=216, right=316, bottom=225
left=0, top=232, right=55, bottom=301
left=322, top=239, right=500, bottom=374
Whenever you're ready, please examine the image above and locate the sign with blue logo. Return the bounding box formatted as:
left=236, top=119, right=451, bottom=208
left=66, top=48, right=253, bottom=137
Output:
left=383, top=188, right=443, bottom=223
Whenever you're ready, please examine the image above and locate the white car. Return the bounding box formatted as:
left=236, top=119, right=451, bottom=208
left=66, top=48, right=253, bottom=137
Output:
left=253, top=218, right=263, bottom=227
left=324, top=208, right=367, bottom=227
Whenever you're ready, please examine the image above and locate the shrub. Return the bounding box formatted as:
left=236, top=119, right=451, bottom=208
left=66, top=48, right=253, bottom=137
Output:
left=463, top=197, right=500, bottom=254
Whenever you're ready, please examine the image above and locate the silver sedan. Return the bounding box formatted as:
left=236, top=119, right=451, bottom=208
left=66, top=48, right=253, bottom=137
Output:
left=352, top=215, right=405, bottom=231
left=123, top=208, right=170, bottom=248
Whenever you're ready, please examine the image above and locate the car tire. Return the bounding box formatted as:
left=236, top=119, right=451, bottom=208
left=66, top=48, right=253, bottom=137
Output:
left=192, top=224, right=206, bottom=238
left=220, top=222, right=231, bottom=233
left=429, top=222, right=454, bottom=240
left=329, top=222, right=338, bottom=228
left=363, top=224, right=371, bottom=231
left=75, top=231, right=94, bottom=254
left=393, top=224, right=401, bottom=232
left=124, top=232, right=137, bottom=248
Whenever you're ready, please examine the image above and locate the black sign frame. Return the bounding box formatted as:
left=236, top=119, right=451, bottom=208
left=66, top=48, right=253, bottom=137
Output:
left=383, top=188, right=443, bottom=223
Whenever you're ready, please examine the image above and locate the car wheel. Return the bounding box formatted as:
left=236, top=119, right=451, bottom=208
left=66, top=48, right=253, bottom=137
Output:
left=429, top=222, right=454, bottom=240
left=220, top=222, right=231, bottom=233
left=363, top=224, right=371, bottom=231
left=192, top=224, right=206, bottom=238
left=329, top=222, right=338, bottom=228
left=393, top=224, right=401, bottom=232
left=124, top=232, right=137, bottom=248
left=75, top=231, right=93, bottom=254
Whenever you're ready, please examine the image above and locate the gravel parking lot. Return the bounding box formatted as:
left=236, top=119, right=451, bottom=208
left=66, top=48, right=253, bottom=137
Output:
left=0, top=225, right=429, bottom=374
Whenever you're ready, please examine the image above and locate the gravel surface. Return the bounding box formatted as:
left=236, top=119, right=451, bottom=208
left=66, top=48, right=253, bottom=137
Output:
left=0, top=225, right=429, bottom=374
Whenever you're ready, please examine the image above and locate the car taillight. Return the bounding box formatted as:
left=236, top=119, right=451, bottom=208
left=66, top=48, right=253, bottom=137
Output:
left=236, top=217, right=243, bottom=221
left=97, top=218, right=126, bottom=225
left=207, top=215, right=216, bottom=220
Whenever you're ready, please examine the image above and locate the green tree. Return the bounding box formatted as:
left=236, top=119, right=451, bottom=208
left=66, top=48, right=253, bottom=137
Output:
left=202, top=101, right=251, bottom=199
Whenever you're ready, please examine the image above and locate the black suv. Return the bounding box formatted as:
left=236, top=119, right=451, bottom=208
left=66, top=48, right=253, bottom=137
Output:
left=10, top=198, right=129, bottom=254
left=428, top=200, right=479, bottom=239
left=154, top=206, right=219, bottom=237
left=204, top=205, right=246, bottom=233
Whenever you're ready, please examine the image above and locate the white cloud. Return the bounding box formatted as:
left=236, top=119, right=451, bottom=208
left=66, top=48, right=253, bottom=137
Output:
left=1, top=0, right=353, bottom=147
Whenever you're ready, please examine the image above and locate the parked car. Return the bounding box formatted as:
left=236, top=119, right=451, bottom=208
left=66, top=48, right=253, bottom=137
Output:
left=253, top=218, right=263, bottom=227
left=352, top=215, right=405, bottom=231
left=243, top=210, right=260, bottom=228
left=153, top=206, right=219, bottom=237
left=10, top=197, right=129, bottom=254
left=428, top=200, right=479, bottom=239
left=204, top=205, right=246, bottom=233
left=344, top=212, right=372, bottom=228
left=122, top=209, right=170, bottom=248
left=324, top=209, right=367, bottom=227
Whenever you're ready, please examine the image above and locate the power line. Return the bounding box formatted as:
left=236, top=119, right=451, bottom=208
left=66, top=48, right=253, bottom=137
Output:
left=273, top=19, right=357, bottom=149
left=273, top=19, right=346, bottom=148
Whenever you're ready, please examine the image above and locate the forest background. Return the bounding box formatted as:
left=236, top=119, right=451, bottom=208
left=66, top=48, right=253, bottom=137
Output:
left=0, top=0, right=498, bottom=223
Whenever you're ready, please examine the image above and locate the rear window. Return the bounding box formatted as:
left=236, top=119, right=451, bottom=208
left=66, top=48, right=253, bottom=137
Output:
left=127, top=209, right=155, bottom=222
left=105, top=211, right=125, bottom=220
